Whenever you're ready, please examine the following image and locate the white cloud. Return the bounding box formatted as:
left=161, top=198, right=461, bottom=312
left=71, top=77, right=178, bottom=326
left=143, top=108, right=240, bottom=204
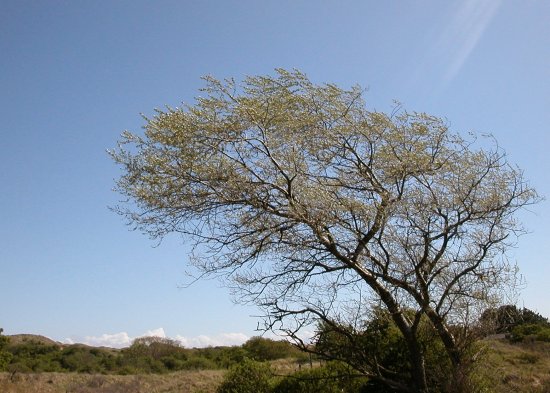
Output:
left=141, top=327, right=166, bottom=338
left=81, top=331, right=133, bottom=348
left=66, top=328, right=249, bottom=348
left=175, top=332, right=249, bottom=348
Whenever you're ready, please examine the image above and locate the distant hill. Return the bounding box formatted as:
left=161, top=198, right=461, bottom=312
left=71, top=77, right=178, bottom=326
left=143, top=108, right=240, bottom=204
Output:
left=7, top=334, right=60, bottom=346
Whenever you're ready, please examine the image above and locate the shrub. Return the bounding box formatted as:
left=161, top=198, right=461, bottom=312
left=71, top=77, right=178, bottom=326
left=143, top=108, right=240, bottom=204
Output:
left=510, top=324, right=550, bottom=343
left=536, top=327, right=550, bottom=342
left=272, top=362, right=367, bottom=393
left=216, top=359, right=272, bottom=393
left=0, top=350, right=13, bottom=371
left=480, top=305, right=550, bottom=334
left=180, top=356, right=217, bottom=370
left=243, top=336, right=301, bottom=361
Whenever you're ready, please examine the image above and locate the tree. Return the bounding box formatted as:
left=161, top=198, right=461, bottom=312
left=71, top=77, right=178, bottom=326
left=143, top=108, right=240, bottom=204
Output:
left=111, top=69, right=538, bottom=392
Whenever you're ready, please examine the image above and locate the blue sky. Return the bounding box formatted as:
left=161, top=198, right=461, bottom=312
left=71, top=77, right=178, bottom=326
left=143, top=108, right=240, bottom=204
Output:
left=1, top=0, right=549, bottom=347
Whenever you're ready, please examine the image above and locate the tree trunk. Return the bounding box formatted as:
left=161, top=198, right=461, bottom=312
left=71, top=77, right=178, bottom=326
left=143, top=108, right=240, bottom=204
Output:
left=406, top=335, right=429, bottom=392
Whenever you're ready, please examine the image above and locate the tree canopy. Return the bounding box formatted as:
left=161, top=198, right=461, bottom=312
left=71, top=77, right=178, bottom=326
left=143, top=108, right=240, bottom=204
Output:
left=111, top=69, right=538, bottom=392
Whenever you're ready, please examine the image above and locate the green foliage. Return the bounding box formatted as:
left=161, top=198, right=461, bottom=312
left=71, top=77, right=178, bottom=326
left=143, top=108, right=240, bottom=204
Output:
left=510, top=324, right=550, bottom=343
left=119, top=336, right=189, bottom=373
left=0, top=328, right=8, bottom=349
left=0, top=332, right=306, bottom=375
left=242, top=337, right=302, bottom=361
left=272, top=362, right=368, bottom=393
left=315, top=310, right=456, bottom=392
left=178, top=356, right=218, bottom=370
left=0, top=350, right=12, bottom=371
left=0, top=328, right=12, bottom=371
left=480, top=305, right=550, bottom=334
left=216, top=359, right=272, bottom=393
left=126, top=336, right=184, bottom=360
left=480, top=305, right=550, bottom=344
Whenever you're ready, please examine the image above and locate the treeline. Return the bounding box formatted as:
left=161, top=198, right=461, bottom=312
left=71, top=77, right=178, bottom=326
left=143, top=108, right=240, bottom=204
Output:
left=0, top=332, right=306, bottom=375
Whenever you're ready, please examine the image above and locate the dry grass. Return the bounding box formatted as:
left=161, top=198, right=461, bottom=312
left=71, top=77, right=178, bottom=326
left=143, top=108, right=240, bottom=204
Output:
left=0, top=370, right=225, bottom=393
left=476, top=339, right=550, bottom=393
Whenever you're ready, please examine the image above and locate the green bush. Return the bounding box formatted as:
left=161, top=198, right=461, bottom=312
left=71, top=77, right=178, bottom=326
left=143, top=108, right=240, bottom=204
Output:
left=480, top=305, right=550, bottom=334
left=510, top=323, right=550, bottom=343
left=180, top=356, right=218, bottom=370
left=216, top=359, right=272, bottom=393
left=536, top=327, right=550, bottom=342
left=272, top=362, right=367, bottom=393
left=0, top=329, right=11, bottom=371
left=314, top=309, right=457, bottom=392
left=0, top=350, right=12, bottom=371
left=243, top=336, right=301, bottom=361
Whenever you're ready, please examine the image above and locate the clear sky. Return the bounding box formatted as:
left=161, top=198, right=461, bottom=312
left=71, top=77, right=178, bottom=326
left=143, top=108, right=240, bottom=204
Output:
left=1, top=0, right=549, bottom=348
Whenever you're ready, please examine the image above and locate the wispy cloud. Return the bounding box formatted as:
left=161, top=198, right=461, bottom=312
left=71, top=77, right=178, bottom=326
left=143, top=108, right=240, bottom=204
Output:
left=65, top=328, right=249, bottom=348
left=405, top=0, right=502, bottom=98
left=437, top=0, right=502, bottom=82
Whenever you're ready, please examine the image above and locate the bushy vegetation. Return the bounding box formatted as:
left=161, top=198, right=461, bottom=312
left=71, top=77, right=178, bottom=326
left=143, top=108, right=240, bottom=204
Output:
left=479, top=305, right=550, bottom=344
left=313, top=309, right=461, bottom=392
left=242, top=337, right=306, bottom=362
left=2, top=306, right=549, bottom=392
left=0, top=332, right=303, bottom=375
left=509, top=323, right=550, bottom=343
left=216, top=359, right=272, bottom=393
left=272, top=362, right=368, bottom=393
left=215, top=359, right=368, bottom=393
left=0, top=328, right=12, bottom=371
left=480, top=305, right=550, bottom=334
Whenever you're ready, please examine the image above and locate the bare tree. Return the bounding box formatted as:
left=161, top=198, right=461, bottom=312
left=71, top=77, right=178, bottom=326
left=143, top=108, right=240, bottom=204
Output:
left=110, top=69, right=538, bottom=392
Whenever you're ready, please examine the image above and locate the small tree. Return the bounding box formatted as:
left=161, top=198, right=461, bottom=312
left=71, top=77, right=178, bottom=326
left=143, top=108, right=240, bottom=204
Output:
left=111, top=69, right=538, bottom=392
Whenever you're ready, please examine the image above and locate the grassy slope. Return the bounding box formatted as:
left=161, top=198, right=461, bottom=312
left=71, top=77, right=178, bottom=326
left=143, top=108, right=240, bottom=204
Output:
left=477, top=339, right=550, bottom=393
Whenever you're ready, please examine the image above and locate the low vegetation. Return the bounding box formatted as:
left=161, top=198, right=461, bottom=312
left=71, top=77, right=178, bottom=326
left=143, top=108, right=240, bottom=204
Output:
left=0, top=334, right=305, bottom=375
left=1, top=305, right=549, bottom=392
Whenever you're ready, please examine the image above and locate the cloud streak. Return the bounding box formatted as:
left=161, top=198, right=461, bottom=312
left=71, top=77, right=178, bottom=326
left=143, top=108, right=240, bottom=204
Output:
left=438, top=0, right=502, bottom=82
left=405, top=0, right=502, bottom=98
